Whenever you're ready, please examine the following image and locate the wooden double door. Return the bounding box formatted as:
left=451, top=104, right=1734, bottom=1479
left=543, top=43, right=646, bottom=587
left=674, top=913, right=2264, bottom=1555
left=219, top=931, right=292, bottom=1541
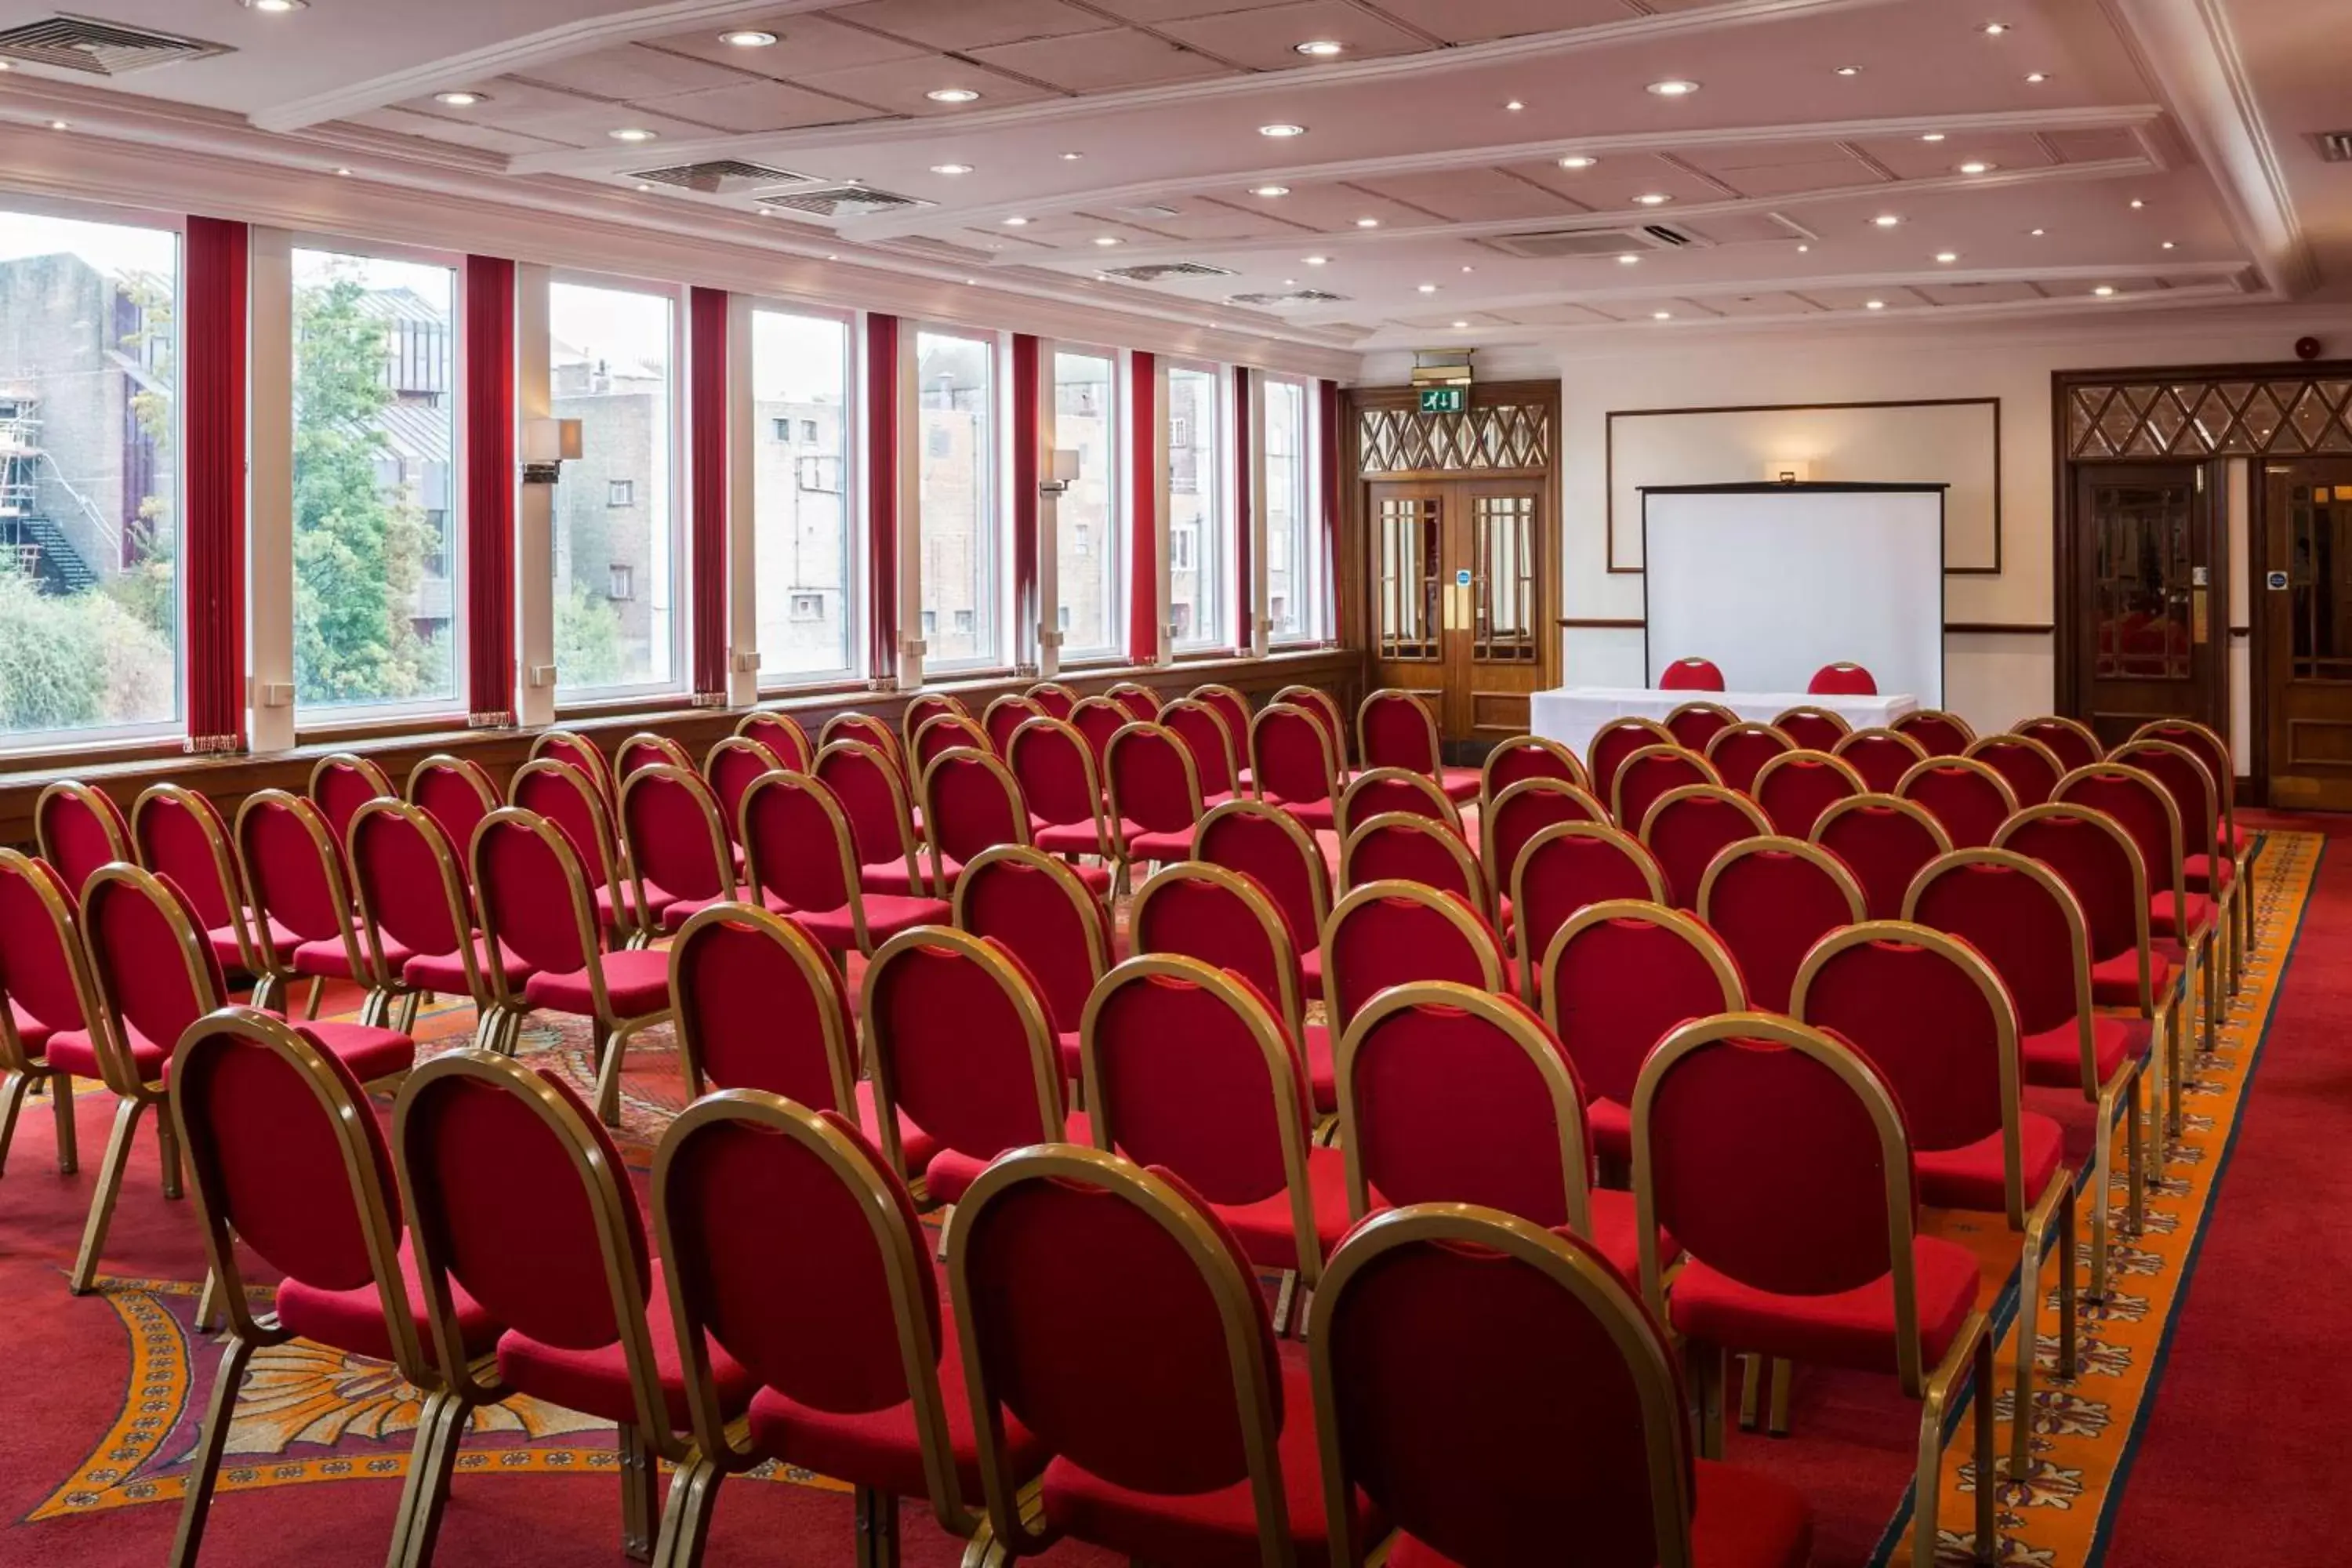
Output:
left=2068, top=463, right=2224, bottom=751
left=2257, top=456, right=2352, bottom=810
left=1366, top=477, right=1548, bottom=748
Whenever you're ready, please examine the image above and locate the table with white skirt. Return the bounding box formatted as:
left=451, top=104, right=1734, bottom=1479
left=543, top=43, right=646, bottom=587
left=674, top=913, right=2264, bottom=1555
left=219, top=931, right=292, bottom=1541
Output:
left=1529, top=687, right=1921, bottom=760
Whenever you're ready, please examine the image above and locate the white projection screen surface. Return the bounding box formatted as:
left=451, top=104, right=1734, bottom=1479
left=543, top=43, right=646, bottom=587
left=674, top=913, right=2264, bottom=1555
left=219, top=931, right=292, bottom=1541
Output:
left=1642, top=485, right=1945, bottom=706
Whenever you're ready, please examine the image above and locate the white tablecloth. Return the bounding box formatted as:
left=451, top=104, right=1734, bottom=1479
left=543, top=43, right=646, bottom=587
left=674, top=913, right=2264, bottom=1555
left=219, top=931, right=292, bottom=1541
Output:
left=1529, top=687, right=1919, bottom=759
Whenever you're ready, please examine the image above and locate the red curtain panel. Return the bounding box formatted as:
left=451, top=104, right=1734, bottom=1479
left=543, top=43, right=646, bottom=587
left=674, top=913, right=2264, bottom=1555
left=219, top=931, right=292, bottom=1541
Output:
left=865, top=313, right=900, bottom=684
left=689, top=286, right=730, bottom=706
left=1318, top=378, right=1344, bottom=646
left=463, top=254, right=516, bottom=728
left=1011, top=333, right=1041, bottom=673
left=1127, top=351, right=1159, bottom=666
left=183, top=216, right=248, bottom=754
left=1232, top=365, right=1254, bottom=652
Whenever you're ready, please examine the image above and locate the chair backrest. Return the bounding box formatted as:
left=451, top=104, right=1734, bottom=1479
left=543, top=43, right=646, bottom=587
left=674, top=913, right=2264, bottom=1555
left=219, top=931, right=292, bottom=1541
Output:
left=615, top=731, right=693, bottom=780
left=1196, top=799, right=1331, bottom=963
left=667, top=903, right=856, bottom=1109
left=1340, top=766, right=1461, bottom=838
left=1106, top=721, right=1204, bottom=834
left=1356, top=689, right=1442, bottom=775
left=2019, top=715, right=2103, bottom=774
left=1068, top=695, right=1131, bottom=769
left=2108, top=739, right=2217, bottom=883
left=919, top=748, right=1033, bottom=880
left=0, top=848, right=99, bottom=1044
left=1190, top=684, right=1254, bottom=771
left=1250, top=702, right=1341, bottom=809
left=1310, top=1204, right=1711, bottom=1568
left=947, top=1147, right=1288, bottom=1560
left=1007, top=716, right=1107, bottom=851
left=1965, top=734, right=2064, bottom=809
left=1896, top=756, right=2019, bottom=850
left=1701, top=721, right=1792, bottom=794
left=1891, top=708, right=1976, bottom=757
left=1904, top=849, right=2095, bottom=1079
left=1483, top=778, right=1607, bottom=900
left=347, top=799, right=473, bottom=978
left=1662, top=701, right=1736, bottom=753
left=1511, top=823, right=1668, bottom=995
left=901, top=692, right=969, bottom=758
left=1587, top=718, right=1675, bottom=814
left=34, top=779, right=131, bottom=898
left=1610, top=744, right=1718, bottom=834
left=1540, top=900, right=1745, bottom=1110
left=1479, top=735, right=1587, bottom=816
left=1635, top=784, right=1771, bottom=911
left=2050, top=762, right=2187, bottom=910
left=1025, top=681, right=1080, bottom=720
left=734, top=709, right=812, bottom=771
left=1751, top=749, right=1866, bottom=838
left=982, top=694, right=1049, bottom=756
left=619, top=764, right=735, bottom=909
left=1770, top=705, right=1851, bottom=751
left=739, top=771, right=864, bottom=930
left=308, top=753, right=397, bottom=845
left=953, top=846, right=1113, bottom=1041
left=1831, top=727, right=1927, bottom=793
left=235, top=789, right=364, bottom=972
left=1342, top=814, right=1487, bottom=907
left=2130, top=719, right=2227, bottom=810
left=1659, top=655, right=1724, bottom=691
left=82, top=865, right=227, bottom=1084
left=1324, top=880, right=1507, bottom=1035
left=1274, top=684, right=1349, bottom=769
left=814, top=739, right=924, bottom=884
left=912, top=712, right=994, bottom=774
left=1130, top=862, right=1308, bottom=1049
left=130, top=784, right=250, bottom=960
left=1694, top=837, right=1865, bottom=1013
left=509, top=757, right=622, bottom=901
left=470, top=808, right=599, bottom=985
left=862, top=927, right=1066, bottom=1173
left=702, top=735, right=781, bottom=845
left=1995, top=804, right=2154, bottom=1006
left=528, top=730, right=615, bottom=808
left=1160, top=697, right=1240, bottom=798
left=406, top=754, right=499, bottom=855
left=1810, top=793, right=1952, bottom=921
left=821, top=713, right=903, bottom=774
left=1106, top=681, right=1163, bottom=721
left=1807, top=662, right=1877, bottom=695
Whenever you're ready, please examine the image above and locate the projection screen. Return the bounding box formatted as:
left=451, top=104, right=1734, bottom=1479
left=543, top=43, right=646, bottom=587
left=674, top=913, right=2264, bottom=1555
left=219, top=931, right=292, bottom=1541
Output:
left=1641, top=484, right=1945, bottom=706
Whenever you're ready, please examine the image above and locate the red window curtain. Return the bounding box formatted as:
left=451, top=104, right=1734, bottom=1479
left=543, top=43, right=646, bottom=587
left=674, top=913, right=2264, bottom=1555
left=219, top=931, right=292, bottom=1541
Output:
left=183, top=217, right=247, bottom=754
left=1011, top=333, right=1041, bottom=673
left=1318, top=378, right=1344, bottom=647
left=1127, top=351, right=1159, bottom=666
left=1232, top=365, right=1254, bottom=652
left=864, top=313, right=900, bottom=686
left=463, top=255, right=516, bottom=728
left=689, top=286, right=730, bottom=706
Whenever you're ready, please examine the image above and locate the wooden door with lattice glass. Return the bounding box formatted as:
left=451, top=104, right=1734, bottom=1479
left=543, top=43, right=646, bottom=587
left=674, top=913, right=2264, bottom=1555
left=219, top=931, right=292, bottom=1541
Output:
left=2259, top=458, right=2352, bottom=809
left=1367, top=479, right=1545, bottom=746
left=2072, top=463, right=2220, bottom=750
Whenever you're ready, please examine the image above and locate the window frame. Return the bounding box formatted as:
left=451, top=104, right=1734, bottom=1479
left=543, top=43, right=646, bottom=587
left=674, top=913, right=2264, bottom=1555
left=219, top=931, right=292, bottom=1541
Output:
left=1164, top=356, right=1229, bottom=655
left=1048, top=339, right=1124, bottom=664
left=1261, top=371, right=1323, bottom=648
left=912, top=321, right=1007, bottom=676
left=746, top=296, right=862, bottom=695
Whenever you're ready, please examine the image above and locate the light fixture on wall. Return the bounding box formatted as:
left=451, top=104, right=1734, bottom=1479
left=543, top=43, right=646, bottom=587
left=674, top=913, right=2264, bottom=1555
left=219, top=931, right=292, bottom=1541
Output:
left=522, top=419, right=583, bottom=485
left=1766, top=459, right=1813, bottom=483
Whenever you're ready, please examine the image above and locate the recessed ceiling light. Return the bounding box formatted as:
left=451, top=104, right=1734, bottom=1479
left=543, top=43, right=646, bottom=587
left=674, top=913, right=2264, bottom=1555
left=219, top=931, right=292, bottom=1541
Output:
left=1356, top=217, right=1381, bottom=228
left=1417, top=283, right=1437, bottom=292
left=1982, top=21, right=2009, bottom=34
left=1283, top=278, right=1298, bottom=286
left=2161, top=240, right=2176, bottom=249
left=1558, top=155, right=1597, bottom=169
left=1504, top=100, right=1525, bottom=111
left=1872, top=213, right=1902, bottom=227
left=1294, top=39, right=1344, bottom=56
left=2129, top=198, right=2145, bottom=209
left=826, top=254, right=838, bottom=261
left=1092, top=235, right=1122, bottom=246
left=1060, top=151, right=1083, bottom=161
left=1259, top=123, right=1306, bottom=137
left=1796, top=243, right=1810, bottom=252
left=1958, top=161, right=1994, bottom=174
left=633, top=182, right=652, bottom=192
left=48, top=119, right=67, bottom=131
left=2030, top=227, right=2046, bottom=235
left=1652, top=310, right=1673, bottom=320
left=1002, top=216, right=1029, bottom=226
left=927, top=88, right=981, bottom=103
left=1936, top=251, right=1958, bottom=262
left=719, top=29, right=778, bottom=47
left=1461, top=265, right=1475, bottom=273
left=964, top=278, right=975, bottom=285
left=2024, top=71, right=2049, bottom=82
left=1835, top=65, right=1860, bottom=76
left=931, top=163, right=972, bottom=174
left=242, top=0, right=307, bottom=12
left=1452, top=320, right=1470, bottom=328
left=1865, top=299, right=1886, bottom=310
left=2093, top=285, right=2116, bottom=296
left=434, top=91, right=484, bottom=107
left=1920, top=133, right=1946, bottom=143
left=1250, top=184, right=1290, bottom=198
left=1304, top=255, right=1330, bottom=265
left=609, top=128, right=658, bottom=143
left=1646, top=79, right=1700, bottom=96
left=1617, top=253, right=1641, bottom=265
left=1634, top=192, right=1672, bottom=206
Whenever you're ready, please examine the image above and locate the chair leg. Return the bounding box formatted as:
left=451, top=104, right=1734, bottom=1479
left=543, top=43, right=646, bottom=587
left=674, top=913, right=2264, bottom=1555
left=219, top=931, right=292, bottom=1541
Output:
left=2057, top=1178, right=2079, bottom=1379
left=593, top=1018, right=624, bottom=1129
left=1766, top=1357, right=1794, bottom=1437
left=852, top=1486, right=901, bottom=1568
left=1688, top=1342, right=1726, bottom=1460
left=168, top=1330, right=257, bottom=1568
left=194, top=1269, right=222, bottom=1334
left=70, top=1097, right=143, bottom=1295
left=1912, top=1389, right=1946, bottom=1568
left=650, top=1457, right=724, bottom=1568
left=2086, top=1084, right=2116, bottom=1302
left=618, top=1422, right=658, bottom=1561
left=386, top=1388, right=469, bottom=1568
left=398, top=991, right=425, bottom=1034
left=250, top=972, right=283, bottom=1018
left=2009, top=1220, right=2045, bottom=1479
left=303, top=976, right=326, bottom=1021
left=0, top=1070, right=28, bottom=1180
left=1972, top=1331, right=1998, bottom=1565
left=1737, top=1352, right=1762, bottom=1431
left=158, top=1098, right=184, bottom=1201
left=2124, top=1076, right=2147, bottom=1237
left=51, top=1069, right=76, bottom=1174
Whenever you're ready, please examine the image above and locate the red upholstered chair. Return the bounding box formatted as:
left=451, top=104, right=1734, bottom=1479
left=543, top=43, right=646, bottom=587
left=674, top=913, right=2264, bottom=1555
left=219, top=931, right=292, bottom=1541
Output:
left=2053, top=760, right=2218, bottom=1066
left=2112, top=737, right=2239, bottom=995
left=1479, top=734, right=1587, bottom=816
left=644, top=1093, right=1034, bottom=1568
left=1252, top=702, right=1344, bottom=834
left=1106, top=679, right=1163, bottom=721
left=924, top=748, right=1112, bottom=898
left=1664, top=699, right=1738, bottom=754
left=1704, top=721, right=1794, bottom=795
left=1630, top=1014, right=1995, bottom=1568
left=1806, top=661, right=1878, bottom=695
left=166, top=1007, right=490, bottom=1566
left=734, top=708, right=813, bottom=771
left=1357, top=688, right=1479, bottom=804
left=1638, top=783, right=1772, bottom=912
left=953, top=845, right=1113, bottom=1088
left=1893, top=708, right=1976, bottom=758
left=1333, top=982, right=1658, bottom=1281
left=821, top=713, right=905, bottom=779
left=1812, top=794, right=1952, bottom=921
left=133, top=783, right=272, bottom=983
left=1483, top=778, right=1607, bottom=908
left=1832, top=726, right=1929, bottom=793
left=0, top=850, right=89, bottom=1178
left=1276, top=682, right=1351, bottom=772
left=702, top=736, right=780, bottom=848
left=1610, top=743, right=1719, bottom=834
left=1008, top=715, right=1131, bottom=873
left=1192, top=683, right=1257, bottom=788
left=235, top=789, right=396, bottom=1024
left=405, top=754, right=500, bottom=861
left=1198, top=798, right=1334, bottom=1001
left=1069, top=695, right=1131, bottom=772
left=815, top=739, right=934, bottom=898
left=2020, top=714, right=2103, bottom=775
left=1793, top=923, right=2078, bottom=1473
left=1539, top=900, right=1745, bottom=1171
left=860, top=926, right=1077, bottom=1207
left=1966, top=733, right=2065, bottom=809
left=1080, top=953, right=1348, bottom=1308
left=1338, top=766, right=1461, bottom=839
left=619, top=764, right=739, bottom=938
left=900, top=691, right=969, bottom=759
left=1897, top=755, right=2020, bottom=850
left=308, top=752, right=397, bottom=847
left=1511, top=822, right=1668, bottom=1002
left=1587, top=717, right=1675, bottom=816
left=1659, top=655, right=1726, bottom=691
left=470, top=808, right=673, bottom=1123
left=387, top=1050, right=753, bottom=1563
left=982, top=692, right=1048, bottom=756
left=1107, top=720, right=1209, bottom=869
left=1162, top=695, right=1241, bottom=802
left=949, top=1145, right=1372, bottom=1564
left=616, top=731, right=694, bottom=782
left=1751, top=749, right=1867, bottom=839
left=739, top=771, right=947, bottom=960
left=1025, top=680, right=1080, bottom=720
left=1904, top=848, right=2147, bottom=1298
left=348, top=799, right=522, bottom=1043
left=911, top=712, right=994, bottom=775
left=528, top=729, right=616, bottom=811
left=1342, top=813, right=1489, bottom=908
left=1694, top=836, right=1864, bottom=1014
left=34, top=779, right=131, bottom=899
left=1130, top=861, right=1330, bottom=1116
left=1323, top=880, right=1508, bottom=1036
left=1770, top=704, right=1851, bottom=753
left=510, top=757, right=639, bottom=943
left=1309, top=1203, right=1813, bottom=1568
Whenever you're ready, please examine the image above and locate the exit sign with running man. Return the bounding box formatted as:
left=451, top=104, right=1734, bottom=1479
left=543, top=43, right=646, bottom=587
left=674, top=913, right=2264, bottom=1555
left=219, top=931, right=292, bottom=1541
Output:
left=1417, top=385, right=1466, bottom=414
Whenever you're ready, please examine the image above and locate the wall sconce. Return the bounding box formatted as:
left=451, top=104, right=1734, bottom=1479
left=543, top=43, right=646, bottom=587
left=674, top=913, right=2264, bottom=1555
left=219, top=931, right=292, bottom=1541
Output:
left=522, top=417, right=583, bottom=485
left=1766, top=458, right=1813, bottom=485
left=1038, top=448, right=1082, bottom=497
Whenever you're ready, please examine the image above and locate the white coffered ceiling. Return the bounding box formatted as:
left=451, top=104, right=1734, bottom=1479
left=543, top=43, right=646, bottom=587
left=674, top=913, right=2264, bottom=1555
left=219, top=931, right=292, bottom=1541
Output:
left=0, top=0, right=2346, bottom=353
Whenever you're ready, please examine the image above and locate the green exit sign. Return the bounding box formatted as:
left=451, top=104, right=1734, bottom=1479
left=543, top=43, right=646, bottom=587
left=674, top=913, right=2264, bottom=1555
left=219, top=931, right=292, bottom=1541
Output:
left=1417, top=385, right=1466, bottom=414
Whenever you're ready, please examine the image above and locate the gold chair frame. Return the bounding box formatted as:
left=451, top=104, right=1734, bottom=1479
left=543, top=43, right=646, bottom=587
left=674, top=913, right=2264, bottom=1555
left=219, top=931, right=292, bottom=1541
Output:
left=1319, top=879, right=1505, bottom=1037
left=1510, top=822, right=1668, bottom=1001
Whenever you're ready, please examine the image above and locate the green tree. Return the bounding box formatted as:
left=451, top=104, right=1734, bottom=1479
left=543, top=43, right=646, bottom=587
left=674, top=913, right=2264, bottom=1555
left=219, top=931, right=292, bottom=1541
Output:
left=555, top=579, right=628, bottom=688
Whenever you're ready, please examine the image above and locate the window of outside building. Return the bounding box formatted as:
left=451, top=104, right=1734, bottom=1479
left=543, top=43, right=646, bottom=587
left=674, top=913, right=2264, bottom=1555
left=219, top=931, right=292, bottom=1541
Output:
left=1263, top=376, right=1322, bottom=644
left=916, top=328, right=998, bottom=668
left=751, top=307, right=854, bottom=684
left=1052, top=348, right=1120, bottom=660
left=1166, top=364, right=1223, bottom=650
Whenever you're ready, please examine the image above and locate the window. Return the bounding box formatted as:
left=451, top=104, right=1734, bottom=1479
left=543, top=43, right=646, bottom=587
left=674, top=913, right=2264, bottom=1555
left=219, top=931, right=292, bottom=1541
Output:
left=550, top=279, right=677, bottom=695
left=921, top=608, right=937, bottom=636
left=1052, top=349, right=1120, bottom=659
left=1167, top=365, right=1223, bottom=649
left=1263, top=376, right=1322, bottom=643
left=0, top=209, right=180, bottom=749
left=916, top=328, right=998, bottom=667
left=751, top=307, right=853, bottom=684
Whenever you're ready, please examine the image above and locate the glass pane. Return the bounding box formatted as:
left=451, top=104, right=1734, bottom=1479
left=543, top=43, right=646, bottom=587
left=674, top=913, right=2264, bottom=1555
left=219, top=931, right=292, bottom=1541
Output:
left=1376, top=496, right=1439, bottom=661
left=2292, top=493, right=2352, bottom=681
left=0, top=211, right=180, bottom=746
left=291, top=248, right=458, bottom=712
left=752, top=309, right=852, bottom=682
left=917, top=329, right=996, bottom=667
left=550, top=281, right=675, bottom=693
left=1053, top=350, right=1118, bottom=658
left=1474, top=493, right=1536, bottom=662
left=2090, top=481, right=2191, bottom=681
left=1264, top=378, right=1316, bottom=643
left=1167, top=365, right=1222, bottom=648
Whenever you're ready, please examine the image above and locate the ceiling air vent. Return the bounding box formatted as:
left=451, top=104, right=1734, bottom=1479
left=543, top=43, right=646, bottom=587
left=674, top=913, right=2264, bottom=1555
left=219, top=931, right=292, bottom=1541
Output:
left=1475, top=223, right=1699, bottom=260
left=1101, top=262, right=1237, bottom=282
left=631, top=160, right=817, bottom=194
left=1227, top=289, right=1347, bottom=306
left=2316, top=131, right=2352, bottom=163
left=1114, top=203, right=1182, bottom=220
left=757, top=186, right=935, bottom=220
left=0, top=13, right=231, bottom=74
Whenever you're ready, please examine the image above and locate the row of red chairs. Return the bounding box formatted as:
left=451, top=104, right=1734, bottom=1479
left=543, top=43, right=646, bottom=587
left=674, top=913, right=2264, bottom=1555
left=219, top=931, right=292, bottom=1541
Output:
left=1660, top=655, right=1881, bottom=695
